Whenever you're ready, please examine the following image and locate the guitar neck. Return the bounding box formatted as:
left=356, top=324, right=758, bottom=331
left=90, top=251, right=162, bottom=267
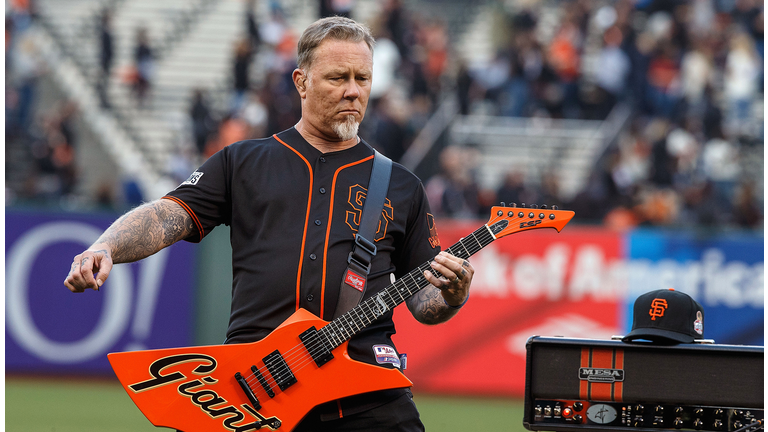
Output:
left=319, top=223, right=497, bottom=349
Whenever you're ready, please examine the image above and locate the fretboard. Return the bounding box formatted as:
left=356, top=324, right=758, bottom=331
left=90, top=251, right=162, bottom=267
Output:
left=318, top=223, right=497, bottom=349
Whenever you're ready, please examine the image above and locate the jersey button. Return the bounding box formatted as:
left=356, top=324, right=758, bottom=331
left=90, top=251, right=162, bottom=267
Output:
left=309, top=253, right=317, bottom=260
left=314, top=219, right=322, bottom=226
left=319, top=187, right=326, bottom=194
left=319, top=157, right=326, bottom=163
left=306, top=294, right=314, bottom=302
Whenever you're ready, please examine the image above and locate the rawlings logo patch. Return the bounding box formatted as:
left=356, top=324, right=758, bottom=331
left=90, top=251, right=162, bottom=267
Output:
left=344, top=269, right=366, bottom=292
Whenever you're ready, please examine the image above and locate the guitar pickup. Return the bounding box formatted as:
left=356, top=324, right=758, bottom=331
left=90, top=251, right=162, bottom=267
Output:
left=252, top=365, right=275, bottom=398
left=263, top=350, right=297, bottom=391
left=299, top=326, right=334, bottom=368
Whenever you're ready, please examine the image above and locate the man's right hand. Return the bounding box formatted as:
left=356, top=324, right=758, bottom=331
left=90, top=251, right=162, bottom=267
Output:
left=64, top=244, right=113, bottom=293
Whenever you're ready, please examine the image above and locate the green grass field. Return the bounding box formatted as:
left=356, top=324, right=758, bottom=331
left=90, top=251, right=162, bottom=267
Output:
left=6, top=376, right=528, bottom=431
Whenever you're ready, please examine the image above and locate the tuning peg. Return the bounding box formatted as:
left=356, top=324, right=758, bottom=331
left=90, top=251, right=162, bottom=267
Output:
left=541, top=204, right=548, bottom=209
left=552, top=205, right=558, bottom=210
left=530, top=204, right=538, bottom=209
left=511, top=202, right=517, bottom=207
left=521, top=203, right=526, bottom=208
left=500, top=202, right=506, bottom=207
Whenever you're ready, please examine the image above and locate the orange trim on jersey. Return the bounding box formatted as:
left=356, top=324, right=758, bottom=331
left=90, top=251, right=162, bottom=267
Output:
left=321, top=155, right=375, bottom=319
left=162, top=196, right=204, bottom=241
left=274, top=134, right=314, bottom=312
left=579, top=348, right=590, bottom=400
left=589, top=348, right=614, bottom=401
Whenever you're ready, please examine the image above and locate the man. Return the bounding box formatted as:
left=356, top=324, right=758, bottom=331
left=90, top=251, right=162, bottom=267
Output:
left=64, top=16, right=473, bottom=431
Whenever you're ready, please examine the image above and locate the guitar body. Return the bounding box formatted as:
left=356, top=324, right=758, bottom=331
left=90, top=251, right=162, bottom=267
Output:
left=108, top=308, right=412, bottom=432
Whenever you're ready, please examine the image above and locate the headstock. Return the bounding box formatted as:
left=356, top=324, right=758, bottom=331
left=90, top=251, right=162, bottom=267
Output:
left=486, top=202, right=575, bottom=239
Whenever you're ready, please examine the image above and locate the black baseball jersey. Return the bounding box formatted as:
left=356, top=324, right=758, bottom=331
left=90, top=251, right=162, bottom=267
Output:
left=164, top=127, right=441, bottom=369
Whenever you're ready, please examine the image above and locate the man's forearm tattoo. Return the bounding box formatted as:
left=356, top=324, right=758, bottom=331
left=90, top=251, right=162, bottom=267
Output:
left=96, top=200, right=195, bottom=263
left=406, top=285, right=459, bottom=325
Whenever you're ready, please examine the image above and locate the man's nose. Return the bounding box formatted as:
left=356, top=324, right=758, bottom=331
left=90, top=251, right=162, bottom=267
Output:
left=343, top=79, right=361, bottom=99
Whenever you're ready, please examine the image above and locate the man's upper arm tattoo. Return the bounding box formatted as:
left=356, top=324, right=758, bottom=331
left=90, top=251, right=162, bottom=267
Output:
left=98, top=199, right=195, bottom=263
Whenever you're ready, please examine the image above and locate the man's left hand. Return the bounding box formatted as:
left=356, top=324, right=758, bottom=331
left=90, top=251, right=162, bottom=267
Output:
left=424, top=251, right=474, bottom=307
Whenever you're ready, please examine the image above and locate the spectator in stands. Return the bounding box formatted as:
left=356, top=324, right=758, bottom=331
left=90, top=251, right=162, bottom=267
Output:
left=723, top=30, right=760, bottom=136
left=246, top=0, right=261, bottom=49
left=369, top=27, right=401, bottom=100
left=495, top=169, right=537, bottom=207
left=425, top=145, right=481, bottom=219
left=594, top=26, right=630, bottom=118
left=646, top=40, right=681, bottom=120
left=8, top=35, right=44, bottom=138
left=364, top=94, right=408, bottom=162
left=319, top=0, right=355, bottom=19
left=132, top=27, right=154, bottom=108
left=204, top=114, right=247, bottom=159
left=238, top=89, right=268, bottom=138
left=97, top=9, right=114, bottom=108
left=231, top=38, right=253, bottom=114
left=189, top=89, right=216, bottom=156
left=30, top=102, right=79, bottom=200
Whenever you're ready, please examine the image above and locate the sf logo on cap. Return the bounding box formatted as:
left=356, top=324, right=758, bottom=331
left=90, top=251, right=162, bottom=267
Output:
left=649, top=298, right=668, bottom=320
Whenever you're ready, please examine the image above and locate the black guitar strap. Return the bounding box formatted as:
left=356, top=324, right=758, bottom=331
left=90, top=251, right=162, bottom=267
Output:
left=332, top=150, right=392, bottom=319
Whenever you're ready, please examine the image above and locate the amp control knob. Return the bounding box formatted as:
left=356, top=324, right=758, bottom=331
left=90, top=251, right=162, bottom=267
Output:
left=693, top=419, right=704, bottom=430
left=573, top=415, right=583, bottom=423
left=674, top=417, right=684, bottom=429
left=573, top=402, right=583, bottom=412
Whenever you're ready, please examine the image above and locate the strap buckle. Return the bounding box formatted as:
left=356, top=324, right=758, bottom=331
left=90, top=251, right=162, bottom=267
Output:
left=347, top=234, right=377, bottom=275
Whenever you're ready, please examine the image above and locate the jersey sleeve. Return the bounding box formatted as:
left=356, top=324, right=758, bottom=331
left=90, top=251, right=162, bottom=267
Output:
left=163, top=147, right=232, bottom=242
left=393, top=182, right=441, bottom=277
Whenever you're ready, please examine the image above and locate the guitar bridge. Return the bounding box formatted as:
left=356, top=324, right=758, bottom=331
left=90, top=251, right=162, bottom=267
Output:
left=235, top=372, right=261, bottom=410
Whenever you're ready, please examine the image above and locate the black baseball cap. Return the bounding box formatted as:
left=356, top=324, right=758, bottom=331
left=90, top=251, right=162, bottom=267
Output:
left=622, top=288, right=705, bottom=344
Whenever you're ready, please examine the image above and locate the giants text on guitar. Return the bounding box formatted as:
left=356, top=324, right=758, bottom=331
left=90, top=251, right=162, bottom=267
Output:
left=108, top=204, right=575, bottom=431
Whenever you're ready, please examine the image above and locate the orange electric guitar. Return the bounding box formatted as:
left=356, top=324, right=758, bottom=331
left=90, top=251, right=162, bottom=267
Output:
left=108, top=204, right=575, bottom=431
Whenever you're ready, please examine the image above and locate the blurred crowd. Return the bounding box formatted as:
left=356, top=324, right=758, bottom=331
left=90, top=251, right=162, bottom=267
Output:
left=5, top=0, right=81, bottom=204
left=188, top=0, right=448, bottom=165
left=423, top=0, right=764, bottom=230
left=5, top=0, right=764, bottom=230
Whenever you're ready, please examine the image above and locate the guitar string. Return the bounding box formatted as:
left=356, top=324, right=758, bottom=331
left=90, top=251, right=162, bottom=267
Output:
left=240, top=213, right=540, bottom=400
left=240, top=221, right=505, bottom=399
left=240, top=226, right=497, bottom=399
left=240, top=221, right=504, bottom=399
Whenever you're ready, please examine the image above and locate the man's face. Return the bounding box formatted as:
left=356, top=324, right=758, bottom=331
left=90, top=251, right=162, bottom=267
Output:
left=296, top=39, right=372, bottom=141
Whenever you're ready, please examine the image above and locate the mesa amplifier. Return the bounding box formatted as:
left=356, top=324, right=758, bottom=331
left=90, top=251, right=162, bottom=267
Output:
left=524, top=336, right=763, bottom=432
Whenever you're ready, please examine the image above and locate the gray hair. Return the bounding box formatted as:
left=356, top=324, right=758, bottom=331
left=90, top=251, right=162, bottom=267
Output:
left=297, top=16, right=375, bottom=71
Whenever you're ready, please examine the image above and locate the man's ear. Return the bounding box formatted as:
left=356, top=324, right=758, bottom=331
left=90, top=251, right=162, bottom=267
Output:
left=292, top=68, right=307, bottom=98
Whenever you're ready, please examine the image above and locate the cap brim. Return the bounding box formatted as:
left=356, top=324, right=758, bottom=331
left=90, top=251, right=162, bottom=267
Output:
left=621, top=327, right=694, bottom=344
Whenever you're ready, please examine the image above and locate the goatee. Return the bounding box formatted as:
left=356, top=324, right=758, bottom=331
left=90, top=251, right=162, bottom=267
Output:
left=332, top=115, right=359, bottom=141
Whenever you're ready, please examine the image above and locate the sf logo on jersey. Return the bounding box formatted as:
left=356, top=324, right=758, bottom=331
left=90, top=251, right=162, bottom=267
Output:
left=345, top=184, right=393, bottom=241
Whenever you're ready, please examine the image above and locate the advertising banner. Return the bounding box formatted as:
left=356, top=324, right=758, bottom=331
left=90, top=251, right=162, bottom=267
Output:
left=393, top=221, right=625, bottom=397
left=5, top=209, right=195, bottom=374
left=625, top=229, right=764, bottom=346
left=392, top=221, right=764, bottom=397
